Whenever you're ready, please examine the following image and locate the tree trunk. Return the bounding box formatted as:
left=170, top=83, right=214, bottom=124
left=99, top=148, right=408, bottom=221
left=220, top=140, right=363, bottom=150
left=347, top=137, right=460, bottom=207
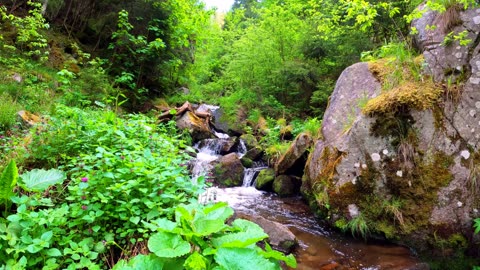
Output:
left=41, top=0, right=48, bottom=15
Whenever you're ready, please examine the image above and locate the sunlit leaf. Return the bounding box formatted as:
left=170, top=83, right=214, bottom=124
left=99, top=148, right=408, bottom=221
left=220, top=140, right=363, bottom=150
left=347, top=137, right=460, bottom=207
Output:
left=20, top=168, right=65, bottom=192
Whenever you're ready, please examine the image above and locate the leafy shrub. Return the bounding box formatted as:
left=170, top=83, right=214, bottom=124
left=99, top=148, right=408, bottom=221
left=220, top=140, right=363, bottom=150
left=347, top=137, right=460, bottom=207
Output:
left=0, top=93, right=21, bottom=130
left=0, top=106, right=203, bottom=268
left=114, top=202, right=296, bottom=270
left=0, top=1, right=50, bottom=61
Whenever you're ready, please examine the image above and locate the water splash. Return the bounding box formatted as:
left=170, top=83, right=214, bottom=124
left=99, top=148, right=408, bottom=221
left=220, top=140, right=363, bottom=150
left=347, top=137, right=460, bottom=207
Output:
left=243, top=166, right=268, bottom=187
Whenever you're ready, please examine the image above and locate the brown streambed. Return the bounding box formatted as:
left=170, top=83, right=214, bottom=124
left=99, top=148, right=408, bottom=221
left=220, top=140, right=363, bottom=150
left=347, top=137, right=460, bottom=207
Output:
left=216, top=187, right=427, bottom=270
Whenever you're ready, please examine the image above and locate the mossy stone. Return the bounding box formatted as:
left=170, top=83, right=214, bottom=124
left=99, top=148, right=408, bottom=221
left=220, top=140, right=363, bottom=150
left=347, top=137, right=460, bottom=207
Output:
left=255, top=168, right=275, bottom=190
left=240, top=157, right=253, bottom=168
left=273, top=175, right=299, bottom=197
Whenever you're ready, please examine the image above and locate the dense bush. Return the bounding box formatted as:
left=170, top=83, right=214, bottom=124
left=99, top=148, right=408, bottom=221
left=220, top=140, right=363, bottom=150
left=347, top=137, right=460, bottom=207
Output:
left=0, top=106, right=203, bottom=268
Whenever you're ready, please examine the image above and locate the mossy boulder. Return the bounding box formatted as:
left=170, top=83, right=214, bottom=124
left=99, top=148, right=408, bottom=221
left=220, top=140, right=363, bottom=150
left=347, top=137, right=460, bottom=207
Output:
left=302, top=11, right=480, bottom=257
left=240, top=134, right=263, bottom=160
left=273, top=175, right=300, bottom=197
left=213, top=153, right=244, bottom=187
left=240, top=157, right=253, bottom=168
left=255, top=168, right=275, bottom=190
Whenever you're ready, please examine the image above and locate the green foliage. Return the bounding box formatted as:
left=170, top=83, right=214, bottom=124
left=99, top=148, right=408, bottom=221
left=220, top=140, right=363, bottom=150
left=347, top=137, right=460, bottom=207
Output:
left=0, top=160, right=18, bottom=209
left=474, top=218, right=480, bottom=234
left=442, top=30, right=472, bottom=47
left=0, top=106, right=203, bottom=268
left=0, top=1, right=49, bottom=61
left=115, top=202, right=296, bottom=270
left=19, top=168, right=65, bottom=192
left=346, top=213, right=370, bottom=239
left=0, top=93, right=21, bottom=130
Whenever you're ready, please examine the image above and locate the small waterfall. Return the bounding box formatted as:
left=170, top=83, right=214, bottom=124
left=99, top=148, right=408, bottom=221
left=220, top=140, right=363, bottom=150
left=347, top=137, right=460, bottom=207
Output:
left=191, top=140, right=222, bottom=183
left=242, top=165, right=268, bottom=187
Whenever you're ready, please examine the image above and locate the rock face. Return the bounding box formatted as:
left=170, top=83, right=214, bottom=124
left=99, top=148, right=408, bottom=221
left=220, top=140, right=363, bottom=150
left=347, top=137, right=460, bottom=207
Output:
left=213, top=153, right=244, bottom=187
left=302, top=6, right=480, bottom=256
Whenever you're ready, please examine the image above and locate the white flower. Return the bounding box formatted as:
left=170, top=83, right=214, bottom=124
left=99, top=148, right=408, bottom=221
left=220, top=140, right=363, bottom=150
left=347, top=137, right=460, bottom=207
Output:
left=457, top=201, right=463, bottom=207
left=362, top=164, right=368, bottom=169
left=371, top=153, right=381, bottom=162
left=460, top=150, right=470, bottom=160
left=396, top=170, right=403, bottom=177
left=348, top=204, right=359, bottom=218
left=354, top=162, right=360, bottom=168
left=382, top=149, right=389, bottom=155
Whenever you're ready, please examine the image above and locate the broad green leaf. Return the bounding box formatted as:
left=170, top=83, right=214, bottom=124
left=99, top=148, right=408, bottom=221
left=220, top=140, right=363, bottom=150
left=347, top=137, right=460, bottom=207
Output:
left=40, top=231, right=53, bottom=242
left=175, top=204, right=195, bottom=224
left=148, top=232, right=191, bottom=258
left=149, top=218, right=178, bottom=232
left=260, top=243, right=297, bottom=268
left=45, top=248, right=62, bottom=257
left=130, top=216, right=140, bottom=224
left=202, top=202, right=234, bottom=222
left=212, top=219, right=268, bottom=248
left=0, top=160, right=18, bottom=200
left=191, top=203, right=234, bottom=236
left=112, top=254, right=165, bottom=270
left=184, top=252, right=207, bottom=270
left=26, top=244, right=43, bottom=254
left=215, top=248, right=279, bottom=270
left=20, top=168, right=65, bottom=192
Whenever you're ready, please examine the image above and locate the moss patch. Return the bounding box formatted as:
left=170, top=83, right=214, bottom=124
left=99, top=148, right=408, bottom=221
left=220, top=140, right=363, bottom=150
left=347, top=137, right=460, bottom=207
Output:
left=363, top=80, right=443, bottom=115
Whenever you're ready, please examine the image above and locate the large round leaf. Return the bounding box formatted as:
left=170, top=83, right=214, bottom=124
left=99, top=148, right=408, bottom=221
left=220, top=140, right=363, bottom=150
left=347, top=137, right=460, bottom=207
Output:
left=20, top=169, right=65, bottom=192
left=148, top=232, right=191, bottom=258
left=215, top=247, right=280, bottom=270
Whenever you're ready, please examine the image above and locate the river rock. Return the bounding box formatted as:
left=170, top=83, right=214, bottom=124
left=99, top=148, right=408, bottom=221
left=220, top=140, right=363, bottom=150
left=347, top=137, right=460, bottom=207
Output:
left=213, top=153, right=244, bottom=187
left=275, top=132, right=313, bottom=176
left=302, top=6, right=480, bottom=257
left=273, top=175, right=300, bottom=197
left=255, top=168, right=275, bottom=190
left=240, top=156, right=253, bottom=168
left=176, top=111, right=213, bottom=142
left=240, top=134, right=263, bottom=160
left=241, top=215, right=297, bottom=253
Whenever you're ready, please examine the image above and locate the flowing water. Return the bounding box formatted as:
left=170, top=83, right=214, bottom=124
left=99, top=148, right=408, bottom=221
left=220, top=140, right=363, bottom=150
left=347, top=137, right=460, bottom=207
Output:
left=193, top=136, right=426, bottom=270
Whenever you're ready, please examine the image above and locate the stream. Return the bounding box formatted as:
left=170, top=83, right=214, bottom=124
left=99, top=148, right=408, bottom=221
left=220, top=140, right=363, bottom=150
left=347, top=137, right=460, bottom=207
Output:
left=191, top=119, right=426, bottom=270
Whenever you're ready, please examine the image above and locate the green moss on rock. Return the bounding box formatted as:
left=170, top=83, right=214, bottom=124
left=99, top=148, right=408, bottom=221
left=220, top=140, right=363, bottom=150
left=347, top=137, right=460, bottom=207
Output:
left=255, top=168, right=275, bottom=190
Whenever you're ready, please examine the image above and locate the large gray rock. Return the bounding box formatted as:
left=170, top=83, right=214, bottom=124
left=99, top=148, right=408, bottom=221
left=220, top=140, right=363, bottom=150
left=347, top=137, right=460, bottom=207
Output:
left=321, top=62, right=382, bottom=144
left=275, top=133, right=313, bottom=176
left=303, top=7, right=480, bottom=255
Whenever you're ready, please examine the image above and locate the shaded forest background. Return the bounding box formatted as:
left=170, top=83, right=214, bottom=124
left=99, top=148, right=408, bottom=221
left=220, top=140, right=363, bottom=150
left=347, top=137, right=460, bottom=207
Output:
left=1, top=0, right=423, bottom=119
